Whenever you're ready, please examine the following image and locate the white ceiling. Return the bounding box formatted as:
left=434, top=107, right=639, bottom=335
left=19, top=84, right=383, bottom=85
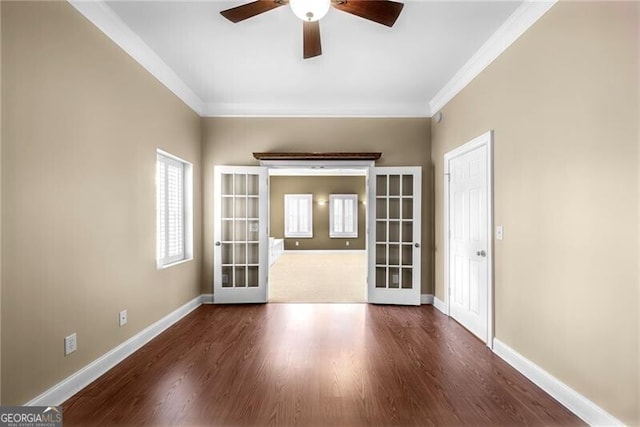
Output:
left=87, top=0, right=541, bottom=117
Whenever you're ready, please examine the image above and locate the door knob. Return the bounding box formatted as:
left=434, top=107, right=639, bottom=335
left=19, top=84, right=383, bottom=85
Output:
left=415, top=243, right=420, bottom=248
left=476, top=250, right=486, bottom=257
left=215, top=241, right=221, bottom=247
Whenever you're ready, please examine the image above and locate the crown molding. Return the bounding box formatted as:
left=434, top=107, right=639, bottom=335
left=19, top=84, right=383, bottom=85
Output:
left=69, top=0, right=428, bottom=118
left=68, top=0, right=556, bottom=119
left=201, top=102, right=430, bottom=118
left=68, top=0, right=204, bottom=115
left=428, top=0, right=557, bottom=115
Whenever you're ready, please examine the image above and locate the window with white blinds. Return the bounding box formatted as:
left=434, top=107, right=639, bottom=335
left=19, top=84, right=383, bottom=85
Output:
left=284, top=194, right=313, bottom=238
left=330, top=194, right=358, bottom=238
left=156, top=151, right=192, bottom=268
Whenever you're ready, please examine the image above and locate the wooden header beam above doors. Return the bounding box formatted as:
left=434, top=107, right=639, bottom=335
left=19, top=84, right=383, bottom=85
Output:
left=252, top=152, right=382, bottom=161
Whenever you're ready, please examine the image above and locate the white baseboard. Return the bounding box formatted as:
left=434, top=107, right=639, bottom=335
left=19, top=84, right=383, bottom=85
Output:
left=492, top=339, right=623, bottom=426
left=201, top=294, right=214, bottom=304
left=25, top=295, right=203, bottom=406
left=420, top=295, right=448, bottom=313
left=284, top=249, right=367, bottom=254
left=433, top=297, right=446, bottom=314
left=420, top=294, right=434, bottom=305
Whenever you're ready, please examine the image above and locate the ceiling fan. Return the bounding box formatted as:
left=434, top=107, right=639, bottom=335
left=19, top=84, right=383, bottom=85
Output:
left=220, top=0, right=404, bottom=59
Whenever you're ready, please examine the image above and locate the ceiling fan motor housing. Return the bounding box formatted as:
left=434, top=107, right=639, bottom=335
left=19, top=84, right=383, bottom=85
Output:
left=290, top=0, right=331, bottom=22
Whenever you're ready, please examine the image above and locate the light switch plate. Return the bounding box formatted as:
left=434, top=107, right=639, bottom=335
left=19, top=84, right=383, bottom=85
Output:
left=496, top=226, right=504, bottom=240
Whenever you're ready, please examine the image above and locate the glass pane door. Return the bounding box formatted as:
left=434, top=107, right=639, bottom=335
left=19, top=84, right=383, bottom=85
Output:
left=368, top=167, right=421, bottom=305
left=214, top=166, right=267, bottom=303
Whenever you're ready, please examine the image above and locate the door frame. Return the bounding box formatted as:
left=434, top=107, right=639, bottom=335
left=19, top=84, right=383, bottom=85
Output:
left=443, top=130, right=494, bottom=348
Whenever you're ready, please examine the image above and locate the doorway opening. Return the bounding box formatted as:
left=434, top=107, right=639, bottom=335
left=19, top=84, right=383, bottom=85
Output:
left=267, top=167, right=368, bottom=303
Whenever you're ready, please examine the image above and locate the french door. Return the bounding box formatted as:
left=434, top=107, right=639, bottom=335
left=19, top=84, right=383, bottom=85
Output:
left=213, top=166, right=268, bottom=303
left=368, top=167, right=421, bottom=305
left=213, top=165, right=422, bottom=306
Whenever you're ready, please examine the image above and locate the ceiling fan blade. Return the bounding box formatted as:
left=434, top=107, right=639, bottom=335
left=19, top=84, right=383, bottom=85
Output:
left=303, top=21, right=322, bottom=59
left=220, top=1, right=285, bottom=23
left=332, top=0, right=404, bottom=27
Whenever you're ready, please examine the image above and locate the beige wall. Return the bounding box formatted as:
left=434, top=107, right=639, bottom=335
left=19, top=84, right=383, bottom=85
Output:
left=431, top=2, right=639, bottom=423
left=202, top=117, right=431, bottom=294
left=270, top=176, right=366, bottom=251
left=1, top=2, right=202, bottom=405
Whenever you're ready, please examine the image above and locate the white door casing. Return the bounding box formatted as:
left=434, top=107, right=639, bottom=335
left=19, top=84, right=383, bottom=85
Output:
left=214, top=166, right=268, bottom=303
left=368, top=167, right=422, bottom=306
left=444, top=131, right=493, bottom=345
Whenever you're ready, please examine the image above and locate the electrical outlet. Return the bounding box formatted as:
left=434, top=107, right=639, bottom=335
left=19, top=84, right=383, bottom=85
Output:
left=64, top=333, right=77, bottom=356
left=496, top=225, right=504, bottom=241
left=119, top=310, right=128, bottom=327
left=295, top=241, right=299, bottom=246
left=346, top=241, right=350, bottom=247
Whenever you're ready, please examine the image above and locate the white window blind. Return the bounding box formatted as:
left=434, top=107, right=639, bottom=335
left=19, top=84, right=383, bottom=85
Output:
left=284, top=194, right=313, bottom=238
left=157, top=152, right=189, bottom=268
left=330, top=194, right=358, bottom=238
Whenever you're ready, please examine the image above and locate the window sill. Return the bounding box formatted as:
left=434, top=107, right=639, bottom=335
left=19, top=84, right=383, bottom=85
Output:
left=157, top=257, right=193, bottom=270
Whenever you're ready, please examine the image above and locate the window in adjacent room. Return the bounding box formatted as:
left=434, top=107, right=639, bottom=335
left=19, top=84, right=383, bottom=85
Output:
left=284, top=194, right=313, bottom=238
left=156, top=150, right=193, bottom=268
left=330, top=194, right=358, bottom=238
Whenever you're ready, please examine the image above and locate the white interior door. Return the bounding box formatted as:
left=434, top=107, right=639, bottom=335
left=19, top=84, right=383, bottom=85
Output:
left=214, top=166, right=268, bottom=303
left=368, top=167, right=421, bottom=306
left=447, top=142, right=489, bottom=341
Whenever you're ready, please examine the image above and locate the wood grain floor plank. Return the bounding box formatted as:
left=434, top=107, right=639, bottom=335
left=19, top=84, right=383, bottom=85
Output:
left=63, top=304, right=583, bottom=426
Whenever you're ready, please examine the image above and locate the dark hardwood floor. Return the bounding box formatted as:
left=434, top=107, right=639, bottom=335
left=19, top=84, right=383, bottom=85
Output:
left=63, top=304, right=582, bottom=426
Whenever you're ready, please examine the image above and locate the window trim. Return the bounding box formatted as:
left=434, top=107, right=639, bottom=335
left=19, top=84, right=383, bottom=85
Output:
left=329, top=194, right=358, bottom=239
left=156, top=149, right=193, bottom=269
left=284, top=194, right=313, bottom=238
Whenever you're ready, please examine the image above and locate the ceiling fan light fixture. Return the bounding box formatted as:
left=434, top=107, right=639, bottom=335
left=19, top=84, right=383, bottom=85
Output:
left=290, top=0, right=331, bottom=22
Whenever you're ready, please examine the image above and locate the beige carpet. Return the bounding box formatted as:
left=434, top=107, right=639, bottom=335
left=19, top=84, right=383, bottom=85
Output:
left=269, top=252, right=366, bottom=303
